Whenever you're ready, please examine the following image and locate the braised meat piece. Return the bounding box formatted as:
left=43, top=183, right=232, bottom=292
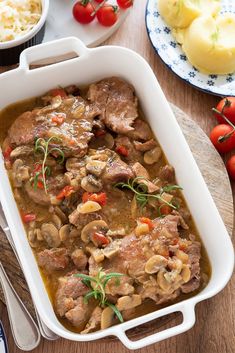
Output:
left=127, top=119, right=153, bottom=141
left=81, top=306, right=102, bottom=334
left=88, top=77, right=138, bottom=134
left=55, top=273, right=89, bottom=317
left=6, top=96, right=100, bottom=158
left=8, top=111, right=38, bottom=146
left=159, top=165, right=175, bottom=182
left=71, top=249, right=88, bottom=270
left=115, top=135, right=142, bottom=162
left=102, top=153, right=134, bottom=184
left=134, top=139, right=157, bottom=152
left=131, top=162, right=159, bottom=193
left=37, top=248, right=69, bottom=272
left=65, top=297, right=90, bottom=328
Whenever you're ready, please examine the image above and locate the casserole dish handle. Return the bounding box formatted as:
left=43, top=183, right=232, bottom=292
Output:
left=19, top=37, right=88, bottom=70
left=116, top=302, right=196, bottom=350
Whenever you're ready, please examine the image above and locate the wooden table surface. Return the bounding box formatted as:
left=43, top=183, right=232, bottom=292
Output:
left=0, top=1, right=234, bottom=352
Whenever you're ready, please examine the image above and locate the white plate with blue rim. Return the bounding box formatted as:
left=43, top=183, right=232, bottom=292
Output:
left=0, top=322, right=8, bottom=353
left=145, top=0, right=235, bottom=97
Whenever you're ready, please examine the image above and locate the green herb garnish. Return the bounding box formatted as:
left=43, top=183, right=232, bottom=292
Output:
left=74, top=269, right=124, bottom=323
left=33, top=136, right=65, bottom=193
left=115, top=177, right=182, bottom=214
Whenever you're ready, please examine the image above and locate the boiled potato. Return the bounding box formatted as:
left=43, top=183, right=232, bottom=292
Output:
left=181, top=14, right=235, bottom=74
left=158, top=0, right=221, bottom=29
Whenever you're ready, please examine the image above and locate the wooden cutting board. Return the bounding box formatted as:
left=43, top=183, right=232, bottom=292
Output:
left=0, top=104, right=233, bottom=339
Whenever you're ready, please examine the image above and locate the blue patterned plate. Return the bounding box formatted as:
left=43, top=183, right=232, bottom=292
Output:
left=146, top=0, right=235, bottom=97
left=0, top=322, right=8, bottom=353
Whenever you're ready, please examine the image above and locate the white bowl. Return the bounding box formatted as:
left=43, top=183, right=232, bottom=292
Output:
left=0, top=0, right=49, bottom=65
left=0, top=37, right=234, bottom=350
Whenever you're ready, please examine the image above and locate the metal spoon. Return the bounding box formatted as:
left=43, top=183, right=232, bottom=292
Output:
left=0, top=208, right=59, bottom=341
left=0, top=262, right=40, bottom=351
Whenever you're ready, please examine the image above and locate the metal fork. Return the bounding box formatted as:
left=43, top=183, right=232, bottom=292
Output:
left=0, top=207, right=59, bottom=341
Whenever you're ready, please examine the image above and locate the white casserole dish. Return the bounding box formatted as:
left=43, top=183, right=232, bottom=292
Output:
left=0, top=37, right=234, bottom=350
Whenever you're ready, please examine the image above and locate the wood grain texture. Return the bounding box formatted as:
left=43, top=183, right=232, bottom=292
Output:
left=0, top=1, right=234, bottom=352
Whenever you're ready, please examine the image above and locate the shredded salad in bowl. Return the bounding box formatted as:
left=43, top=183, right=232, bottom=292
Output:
left=0, top=0, right=42, bottom=43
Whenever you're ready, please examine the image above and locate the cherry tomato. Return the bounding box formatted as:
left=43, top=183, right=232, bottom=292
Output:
left=97, top=5, right=118, bottom=27
left=214, top=97, right=235, bottom=125
left=139, top=217, right=154, bottom=231
left=49, top=88, right=67, bottom=98
left=21, top=213, right=36, bottom=224
left=117, top=0, right=133, bottom=9
left=73, top=0, right=95, bottom=24
left=210, top=124, right=235, bottom=153
left=94, top=0, right=104, bottom=2
left=226, top=155, right=235, bottom=181
left=82, top=192, right=107, bottom=206
left=56, top=185, right=75, bottom=200
left=115, top=145, right=128, bottom=157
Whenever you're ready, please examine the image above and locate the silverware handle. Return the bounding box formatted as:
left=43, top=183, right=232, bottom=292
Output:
left=3, top=226, right=58, bottom=340
left=0, top=263, right=40, bottom=351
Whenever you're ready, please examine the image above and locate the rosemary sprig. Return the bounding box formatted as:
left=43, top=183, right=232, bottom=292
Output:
left=74, top=269, right=124, bottom=323
left=115, top=177, right=182, bottom=212
left=34, top=136, right=65, bottom=193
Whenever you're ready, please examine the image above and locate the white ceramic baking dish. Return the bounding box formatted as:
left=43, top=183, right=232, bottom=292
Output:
left=0, top=37, right=234, bottom=350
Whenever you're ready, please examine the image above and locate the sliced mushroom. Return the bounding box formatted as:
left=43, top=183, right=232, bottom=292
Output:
left=86, top=160, right=106, bottom=177
left=86, top=245, right=105, bottom=263
left=27, top=230, right=38, bottom=248
left=81, top=175, right=103, bottom=192
left=168, top=257, right=183, bottom=273
left=157, top=269, right=172, bottom=292
left=101, top=306, right=114, bottom=330
left=176, top=250, right=189, bottom=264
left=181, top=265, right=191, bottom=283
left=81, top=220, right=108, bottom=243
left=78, top=201, right=101, bottom=215
left=52, top=214, right=62, bottom=229
left=106, top=228, right=126, bottom=237
left=144, top=147, right=162, bottom=165
left=12, top=159, right=30, bottom=187
left=10, top=146, right=32, bottom=159
left=145, top=255, right=168, bottom=274
left=66, top=158, right=82, bottom=172
left=54, top=206, right=68, bottom=223
left=73, top=104, right=85, bottom=118
left=59, top=224, right=70, bottom=242
left=103, top=240, right=120, bottom=259
left=35, top=228, right=43, bottom=241
left=116, top=294, right=142, bottom=311
left=41, top=223, right=61, bottom=247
